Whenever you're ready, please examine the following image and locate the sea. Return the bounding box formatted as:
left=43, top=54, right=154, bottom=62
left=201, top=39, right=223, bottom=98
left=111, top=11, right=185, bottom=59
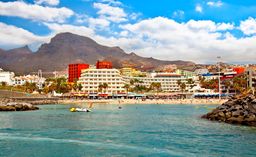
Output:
left=0, top=104, right=256, bottom=157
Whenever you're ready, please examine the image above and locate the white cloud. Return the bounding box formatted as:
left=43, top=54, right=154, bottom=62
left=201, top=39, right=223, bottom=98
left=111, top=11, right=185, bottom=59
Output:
left=2, top=15, right=256, bottom=63
left=0, top=1, right=74, bottom=23
left=88, top=17, right=110, bottom=29
left=207, top=1, right=223, bottom=7
left=93, top=2, right=127, bottom=22
left=195, top=4, right=203, bottom=13
left=186, top=20, right=234, bottom=32
left=0, top=22, right=49, bottom=50
left=129, top=13, right=141, bottom=20
left=120, top=31, right=128, bottom=37
left=44, top=23, right=95, bottom=38
left=100, top=0, right=122, bottom=6
left=34, top=0, right=59, bottom=6
left=172, top=10, right=185, bottom=19
left=240, top=17, right=256, bottom=35
left=118, top=17, right=256, bottom=63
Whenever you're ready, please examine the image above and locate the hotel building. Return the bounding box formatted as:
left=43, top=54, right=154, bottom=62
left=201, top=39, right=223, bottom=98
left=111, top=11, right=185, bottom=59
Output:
left=68, top=63, right=89, bottom=83
left=123, top=72, right=188, bottom=92
left=78, top=68, right=126, bottom=95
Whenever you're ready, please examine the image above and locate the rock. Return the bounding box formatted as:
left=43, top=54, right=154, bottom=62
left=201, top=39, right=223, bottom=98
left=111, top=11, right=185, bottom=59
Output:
left=0, top=102, right=39, bottom=112
left=201, top=95, right=256, bottom=127
left=218, top=112, right=225, bottom=117
left=227, top=116, right=244, bottom=124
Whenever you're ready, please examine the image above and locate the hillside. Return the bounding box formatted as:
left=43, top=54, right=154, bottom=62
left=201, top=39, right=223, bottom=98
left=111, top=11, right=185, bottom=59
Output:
left=0, top=32, right=195, bottom=74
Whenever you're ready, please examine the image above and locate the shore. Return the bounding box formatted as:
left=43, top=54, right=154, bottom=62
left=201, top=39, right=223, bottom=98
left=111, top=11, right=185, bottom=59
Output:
left=1, top=97, right=227, bottom=106
left=59, top=98, right=227, bottom=106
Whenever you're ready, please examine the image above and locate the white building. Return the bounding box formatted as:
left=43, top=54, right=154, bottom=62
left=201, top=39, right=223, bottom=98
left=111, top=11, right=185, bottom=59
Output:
left=0, top=68, right=15, bottom=85
left=194, top=69, right=209, bottom=75
left=78, top=68, right=126, bottom=95
left=14, top=75, right=45, bottom=87
left=123, top=72, right=188, bottom=92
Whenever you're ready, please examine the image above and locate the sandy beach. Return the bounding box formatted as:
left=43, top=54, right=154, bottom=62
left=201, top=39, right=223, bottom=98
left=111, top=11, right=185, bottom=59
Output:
left=59, top=98, right=227, bottom=106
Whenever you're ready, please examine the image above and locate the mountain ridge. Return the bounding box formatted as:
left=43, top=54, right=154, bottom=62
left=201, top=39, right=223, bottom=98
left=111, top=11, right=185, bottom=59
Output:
left=0, top=32, right=195, bottom=74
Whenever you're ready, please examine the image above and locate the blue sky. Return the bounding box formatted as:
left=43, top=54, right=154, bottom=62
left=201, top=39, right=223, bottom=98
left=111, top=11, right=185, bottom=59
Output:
left=0, top=0, right=256, bottom=63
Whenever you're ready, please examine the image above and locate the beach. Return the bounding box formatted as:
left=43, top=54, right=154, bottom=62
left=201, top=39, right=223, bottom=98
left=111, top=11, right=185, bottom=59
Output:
left=59, top=98, right=227, bottom=106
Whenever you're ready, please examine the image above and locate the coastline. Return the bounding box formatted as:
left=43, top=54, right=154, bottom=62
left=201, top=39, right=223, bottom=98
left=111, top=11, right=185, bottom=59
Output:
left=1, top=97, right=227, bottom=106
left=58, top=98, right=227, bottom=106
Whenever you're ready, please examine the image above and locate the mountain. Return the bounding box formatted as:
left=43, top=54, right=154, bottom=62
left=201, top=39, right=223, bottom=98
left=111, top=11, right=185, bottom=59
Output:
left=0, top=32, right=195, bottom=74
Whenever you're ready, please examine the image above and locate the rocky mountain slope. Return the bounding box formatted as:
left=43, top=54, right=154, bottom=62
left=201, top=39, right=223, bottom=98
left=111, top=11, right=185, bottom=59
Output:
left=0, top=32, right=195, bottom=74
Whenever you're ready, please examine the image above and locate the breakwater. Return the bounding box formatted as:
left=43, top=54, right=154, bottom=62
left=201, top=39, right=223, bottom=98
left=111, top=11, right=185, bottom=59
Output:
left=202, top=95, right=256, bottom=126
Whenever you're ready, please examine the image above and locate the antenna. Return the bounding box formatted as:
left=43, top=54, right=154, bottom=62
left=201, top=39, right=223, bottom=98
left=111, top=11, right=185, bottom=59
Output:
left=38, top=69, right=43, bottom=90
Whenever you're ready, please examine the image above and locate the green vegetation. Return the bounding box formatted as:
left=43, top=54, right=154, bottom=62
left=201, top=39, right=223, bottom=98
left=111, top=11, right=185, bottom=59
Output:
left=43, top=77, right=71, bottom=94
left=200, top=74, right=248, bottom=94
left=98, top=83, right=108, bottom=93
left=123, top=84, right=130, bottom=93
left=177, top=80, right=186, bottom=92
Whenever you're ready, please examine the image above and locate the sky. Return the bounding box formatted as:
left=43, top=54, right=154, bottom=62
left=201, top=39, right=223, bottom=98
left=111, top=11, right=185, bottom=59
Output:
left=1, top=0, right=256, bottom=64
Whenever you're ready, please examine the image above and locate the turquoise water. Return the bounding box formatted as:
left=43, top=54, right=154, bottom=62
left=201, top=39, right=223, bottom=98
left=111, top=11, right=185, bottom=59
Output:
left=0, top=104, right=256, bottom=157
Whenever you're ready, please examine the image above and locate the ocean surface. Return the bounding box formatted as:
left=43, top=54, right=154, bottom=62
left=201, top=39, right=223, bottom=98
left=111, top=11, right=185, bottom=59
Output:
left=0, top=104, right=256, bottom=157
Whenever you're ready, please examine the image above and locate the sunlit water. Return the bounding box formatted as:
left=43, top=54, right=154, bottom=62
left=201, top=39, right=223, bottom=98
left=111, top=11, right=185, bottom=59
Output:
left=0, top=104, right=256, bottom=157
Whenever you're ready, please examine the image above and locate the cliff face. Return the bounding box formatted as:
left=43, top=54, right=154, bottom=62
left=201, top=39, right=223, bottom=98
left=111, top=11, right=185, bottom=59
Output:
left=0, top=32, right=195, bottom=74
left=202, top=95, right=256, bottom=126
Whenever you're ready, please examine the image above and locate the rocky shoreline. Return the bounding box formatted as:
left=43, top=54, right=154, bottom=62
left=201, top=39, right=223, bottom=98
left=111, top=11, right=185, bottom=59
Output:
left=202, top=95, right=256, bottom=127
left=0, top=102, right=39, bottom=111
left=0, top=97, right=59, bottom=111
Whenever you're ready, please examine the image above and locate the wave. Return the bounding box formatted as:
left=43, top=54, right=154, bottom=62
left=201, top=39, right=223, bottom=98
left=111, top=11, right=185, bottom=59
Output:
left=0, top=134, right=192, bottom=156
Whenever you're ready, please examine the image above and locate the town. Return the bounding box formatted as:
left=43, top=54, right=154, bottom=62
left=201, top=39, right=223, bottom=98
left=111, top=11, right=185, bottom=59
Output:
left=0, top=60, right=255, bottom=100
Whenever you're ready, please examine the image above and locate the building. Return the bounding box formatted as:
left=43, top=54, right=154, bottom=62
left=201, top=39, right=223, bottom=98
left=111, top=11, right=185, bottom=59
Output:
left=194, top=69, right=209, bottom=75
left=78, top=68, right=125, bottom=95
left=233, top=67, right=245, bottom=74
left=14, top=75, right=45, bottom=87
left=0, top=68, right=15, bottom=85
left=176, top=69, right=195, bottom=78
left=96, top=61, right=112, bottom=69
left=68, top=63, right=89, bottom=83
left=123, top=72, right=188, bottom=92
left=120, top=67, right=146, bottom=77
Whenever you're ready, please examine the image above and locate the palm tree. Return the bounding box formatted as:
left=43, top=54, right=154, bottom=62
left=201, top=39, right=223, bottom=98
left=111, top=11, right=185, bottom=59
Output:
left=123, top=84, right=130, bottom=94
left=98, top=84, right=104, bottom=93
left=177, top=80, right=186, bottom=92
left=102, top=83, right=108, bottom=93
left=180, top=82, right=186, bottom=93
left=150, top=82, right=161, bottom=94
left=177, top=80, right=182, bottom=87
left=186, top=78, right=195, bottom=89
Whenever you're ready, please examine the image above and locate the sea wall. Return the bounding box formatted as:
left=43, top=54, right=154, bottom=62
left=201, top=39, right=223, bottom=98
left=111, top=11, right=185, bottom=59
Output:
left=202, top=95, right=256, bottom=126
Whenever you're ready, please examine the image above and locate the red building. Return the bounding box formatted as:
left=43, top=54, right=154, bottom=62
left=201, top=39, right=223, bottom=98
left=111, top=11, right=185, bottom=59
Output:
left=68, top=63, right=89, bottom=83
left=233, top=67, right=245, bottom=74
left=96, top=60, right=112, bottom=69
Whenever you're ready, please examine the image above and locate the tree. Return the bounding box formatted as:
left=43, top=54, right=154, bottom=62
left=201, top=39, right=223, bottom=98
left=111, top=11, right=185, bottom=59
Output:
left=150, top=82, right=161, bottom=93
left=177, top=80, right=186, bottom=93
left=177, top=80, right=182, bottom=87
left=78, top=83, right=83, bottom=91
left=232, top=76, right=247, bottom=94
left=186, top=78, right=195, bottom=89
left=133, top=85, right=147, bottom=93
left=123, top=84, right=130, bottom=94
left=0, top=82, right=7, bottom=87
left=98, top=84, right=104, bottom=93
left=180, top=82, right=186, bottom=92
left=200, top=78, right=218, bottom=91
left=23, top=82, right=37, bottom=93
left=102, top=83, right=108, bottom=93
